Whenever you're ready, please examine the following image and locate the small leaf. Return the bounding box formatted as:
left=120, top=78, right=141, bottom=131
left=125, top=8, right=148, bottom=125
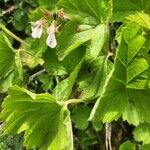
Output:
left=72, top=105, right=92, bottom=130
left=134, top=123, right=150, bottom=144
left=127, top=12, right=150, bottom=29
left=53, top=58, right=84, bottom=101
left=119, top=140, right=136, bottom=150
left=92, top=121, right=103, bottom=131
left=38, top=74, right=54, bottom=91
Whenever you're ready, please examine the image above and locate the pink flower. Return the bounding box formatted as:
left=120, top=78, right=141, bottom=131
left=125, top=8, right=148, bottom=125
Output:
left=58, top=9, right=70, bottom=21
left=46, top=22, right=57, bottom=48
left=31, top=20, right=43, bottom=38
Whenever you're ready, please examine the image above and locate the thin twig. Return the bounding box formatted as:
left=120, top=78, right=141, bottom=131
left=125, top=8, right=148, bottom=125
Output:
left=2, top=5, right=16, bottom=15
left=29, top=69, right=46, bottom=82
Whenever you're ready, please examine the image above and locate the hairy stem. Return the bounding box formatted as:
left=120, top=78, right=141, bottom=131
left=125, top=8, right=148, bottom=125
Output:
left=60, top=99, right=83, bottom=106
left=0, top=24, right=29, bottom=47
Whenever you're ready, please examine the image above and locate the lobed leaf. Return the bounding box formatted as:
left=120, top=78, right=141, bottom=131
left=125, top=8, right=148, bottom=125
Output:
left=89, top=23, right=150, bottom=124
left=0, top=86, right=73, bottom=150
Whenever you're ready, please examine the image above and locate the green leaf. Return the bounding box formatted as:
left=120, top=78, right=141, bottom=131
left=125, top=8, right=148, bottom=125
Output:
left=44, top=46, right=85, bottom=75
left=0, top=32, right=21, bottom=93
left=122, top=101, right=140, bottom=126
left=38, top=0, right=59, bottom=10
left=119, top=140, right=136, bottom=150
left=140, top=144, right=150, bottom=150
left=43, top=49, right=68, bottom=76
left=0, top=70, right=19, bottom=93
left=62, top=46, right=86, bottom=73
left=15, top=51, right=23, bottom=81
left=78, top=56, right=112, bottom=100
left=13, top=9, right=29, bottom=31
left=57, top=20, right=93, bottom=60
left=86, top=24, right=109, bottom=59
left=28, top=7, right=44, bottom=22
left=53, top=58, right=84, bottom=101
left=20, top=37, right=47, bottom=68
left=38, top=74, right=54, bottom=91
left=0, top=85, right=73, bottom=150
left=127, top=12, right=150, bottom=29
left=58, top=0, right=112, bottom=23
left=30, top=37, right=47, bottom=56
left=133, top=123, right=150, bottom=144
left=89, top=23, right=150, bottom=124
left=0, top=32, right=15, bottom=77
left=72, top=105, right=91, bottom=130
left=112, top=0, right=150, bottom=22
left=92, top=121, right=103, bottom=131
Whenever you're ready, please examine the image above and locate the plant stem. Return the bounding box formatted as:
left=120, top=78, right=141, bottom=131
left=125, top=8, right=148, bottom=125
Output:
left=60, top=99, right=83, bottom=106
left=29, top=69, right=46, bottom=82
left=0, top=24, right=29, bottom=47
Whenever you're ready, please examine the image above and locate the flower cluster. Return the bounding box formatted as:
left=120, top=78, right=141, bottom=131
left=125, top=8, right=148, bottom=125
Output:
left=31, top=9, right=70, bottom=48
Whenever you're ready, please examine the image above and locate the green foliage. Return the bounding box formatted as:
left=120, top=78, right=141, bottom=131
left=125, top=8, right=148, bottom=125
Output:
left=53, top=57, right=84, bottom=101
left=119, top=140, right=136, bottom=150
left=89, top=22, right=150, bottom=124
left=0, top=127, right=24, bottom=150
left=133, top=123, right=150, bottom=144
left=0, top=32, right=22, bottom=92
left=58, top=0, right=112, bottom=23
left=72, top=105, right=92, bottom=130
left=1, top=85, right=73, bottom=150
left=111, top=0, right=150, bottom=22
left=0, top=0, right=150, bottom=149
left=56, top=20, right=93, bottom=60
left=78, top=56, right=113, bottom=100
left=140, top=144, right=150, bottom=150
left=127, top=12, right=150, bottom=29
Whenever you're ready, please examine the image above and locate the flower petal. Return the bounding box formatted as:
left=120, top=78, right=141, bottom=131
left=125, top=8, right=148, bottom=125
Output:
left=46, top=32, right=57, bottom=48
left=31, top=25, right=43, bottom=38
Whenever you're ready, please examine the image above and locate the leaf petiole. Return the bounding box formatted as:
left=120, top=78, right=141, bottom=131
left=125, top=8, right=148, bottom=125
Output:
left=0, top=24, right=29, bottom=47
left=59, top=99, right=83, bottom=106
